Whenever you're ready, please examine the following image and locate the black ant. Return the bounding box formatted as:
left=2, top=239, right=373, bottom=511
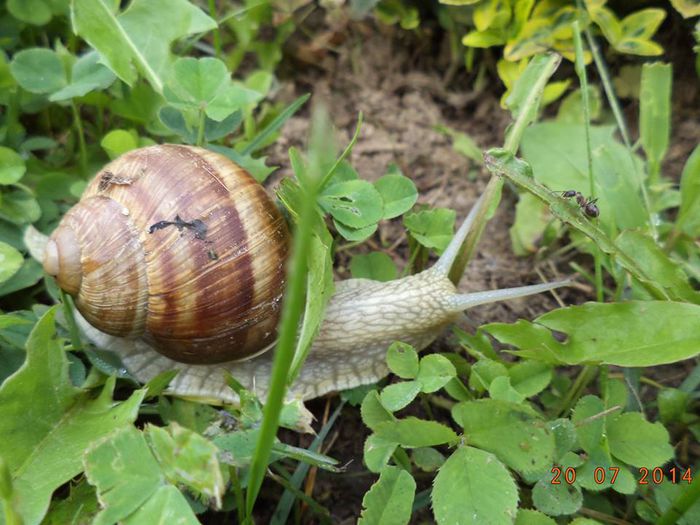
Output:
left=561, top=190, right=599, bottom=218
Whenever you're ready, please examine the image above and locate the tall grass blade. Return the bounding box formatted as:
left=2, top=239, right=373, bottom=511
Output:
left=244, top=107, right=328, bottom=518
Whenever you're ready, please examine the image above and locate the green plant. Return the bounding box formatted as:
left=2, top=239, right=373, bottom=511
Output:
left=1, top=0, right=698, bottom=523
left=353, top=48, right=700, bottom=524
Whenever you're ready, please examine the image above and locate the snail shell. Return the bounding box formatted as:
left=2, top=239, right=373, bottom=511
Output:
left=43, top=144, right=290, bottom=364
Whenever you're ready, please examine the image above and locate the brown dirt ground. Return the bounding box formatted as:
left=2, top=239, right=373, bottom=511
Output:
left=246, top=17, right=700, bottom=525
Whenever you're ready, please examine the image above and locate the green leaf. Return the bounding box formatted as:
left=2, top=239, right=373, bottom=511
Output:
left=571, top=395, right=607, bottom=455
left=359, top=466, right=415, bottom=525
left=432, top=446, right=519, bottom=525
left=84, top=426, right=201, bottom=525
left=485, top=149, right=672, bottom=299
left=50, top=51, right=116, bottom=101
left=101, top=129, right=140, bottom=159
left=164, top=56, right=228, bottom=111
left=0, top=147, right=26, bottom=184
left=146, top=423, right=225, bottom=504
left=374, top=167, right=418, bottom=219
left=350, top=252, right=398, bottom=282
left=557, top=87, right=602, bottom=123
left=212, top=428, right=259, bottom=467
left=411, top=447, right=445, bottom=472
left=677, top=144, right=700, bottom=236
left=158, top=106, right=195, bottom=143
left=334, top=220, right=377, bottom=241
left=462, top=29, right=506, bottom=48
left=452, top=399, right=555, bottom=477
left=71, top=0, right=216, bottom=93
left=361, top=390, right=395, bottom=431
left=436, top=125, right=484, bottom=164
left=670, top=0, right=700, bottom=18
left=620, top=8, right=666, bottom=40
left=639, top=63, right=671, bottom=173
left=484, top=301, right=700, bottom=366
left=0, top=308, right=145, bottom=525
left=509, top=360, right=553, bottom=397
left=616, top=230, right=700, bottom=303
left=657, top=388, right=689, bottom=424
left=548, top=418, right=577, bottom=461
left=0, top=258, right=43, bottom=296
left=403, top=207, right=456, bottom=254
left=380, top=381, right=421, bottom=412
left=289, top=231, right=334, bottom=383
left=386, top=342, right=419, bottom=379
left=440, top=0, right=481, bottom=5
left=204, top=110, right=242, bottom=142
left=488, top=376, right=525, bottom=403
left=468, top=358, right=507, bottom=392
left=10, top=48, right=66, bottom=94
left=143, top=369, right=179, bottom=399
left=374, top=417, right=458, bottom=448
left=521, top=123, right=647, bottom=233
left=0, top=241, right=23, bottom=285
left=589, top=5, right=622, bottom=44
left=510, top=193, right=550, bottom=256
left=654, top=478, right=700, bottom=525
left=532, top=478, right=582, bottom=516
left=319, top=179, right=384, bottom=229
left=8, top=0, right=66, bottom=25
left=615, top=38, right=663, bottom=56
left=111, top=82, right=163, bottom=124
left=363, top=434, right=397, bottom=473
left=417, top=354, right=456, bottom=393
left=505, top=55, right=562, bottom=129
left=515, top=509, right=557, bottom=525
left=240, top=93, right=310, bottom=156
left=44, top=480, right=98, bottom=525
left=207, top=83, right=263, bottom=121
left=606, top=413, right=674, bottom=468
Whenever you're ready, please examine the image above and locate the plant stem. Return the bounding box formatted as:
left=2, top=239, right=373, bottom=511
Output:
left=244, top=136, right=322, bottom=518
left=230, top=466, right=246, bottom=525
left=59, top=289, right=83, bottom=352
left=503, top=54, right=561, bottom=155
left=208, top=0, right=222, bottom=59
left=71, top=101, right=87, bottom=176
left=196, top=109, right=206, bottom=147
left=449, top=53, right=561, bottom=284
left=556, top=365, right=597, bottom=417
left=583, top=24, right=658, bottom=240
left=656, top=473, right=700, bottom=525
left=573, top=20, right=604, bottom=302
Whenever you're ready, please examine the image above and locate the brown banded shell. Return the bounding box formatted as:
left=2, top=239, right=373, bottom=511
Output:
left=43, top=144, right=290, bottom=364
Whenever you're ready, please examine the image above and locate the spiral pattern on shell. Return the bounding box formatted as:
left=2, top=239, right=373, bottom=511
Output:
left=43, top=144, right=290, bottom=364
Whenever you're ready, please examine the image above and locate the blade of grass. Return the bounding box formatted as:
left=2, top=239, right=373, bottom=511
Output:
left=640, top=63, right=672, bottom=186
left=449, top=53, right=562, bottom=284
left=244, top=107, right=328, bottom=519
left=655, top=473, right=700, bottom=525
left=271, top=401, right=346, bottom=525
left=207, top=0, right=222, bottom=59
left=319, top=112, right=363, bottom=189
left=241, top=94, right=310, bottom=156
left=573, top=20, right=603, bottom=302
left=268, top=465, right=333, bottom=524
left=581, top=11, right=658, bottom=240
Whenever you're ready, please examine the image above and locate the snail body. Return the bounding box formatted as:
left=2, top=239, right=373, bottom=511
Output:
left=32, top=144, right=568, bottom=406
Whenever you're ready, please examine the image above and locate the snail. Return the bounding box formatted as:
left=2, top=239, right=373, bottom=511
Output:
left=26, top=144, right=569, bottom=408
